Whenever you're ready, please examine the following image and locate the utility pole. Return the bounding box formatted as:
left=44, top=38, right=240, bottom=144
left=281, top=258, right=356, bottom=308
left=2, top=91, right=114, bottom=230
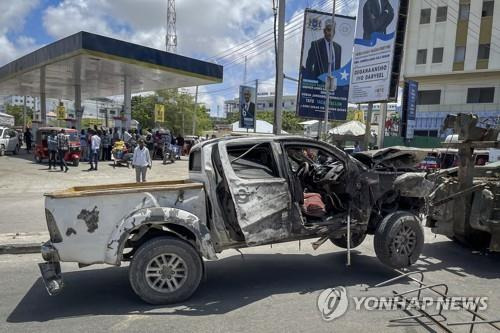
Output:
left=192, top=86, right=198, bottom=135
left=22, top=96, right=27, bottom=131
left=254, top=79, right=258, bottom=133
left=378, top=102, right=388, bottom=148
left=320, top=0, right=336, bottom=140
left=363, top=103, right=373, bottom=150
left=243, top=56, right=248, bottom=84
left=273, top=0, right=285, bottom=135
left=166, top=0, right=177, bottom=53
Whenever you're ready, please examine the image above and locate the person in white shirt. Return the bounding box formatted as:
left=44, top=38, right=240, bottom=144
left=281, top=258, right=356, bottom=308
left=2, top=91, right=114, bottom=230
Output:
left=132, top=139, right=152, bottom=182
left=88, top=130, right=101, bottom=171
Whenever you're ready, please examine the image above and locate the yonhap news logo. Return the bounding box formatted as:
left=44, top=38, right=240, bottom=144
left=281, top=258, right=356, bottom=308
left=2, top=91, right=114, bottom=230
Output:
left=317, top=286, right=489, bottom=322
left=317, top=287, right=349, bottom=321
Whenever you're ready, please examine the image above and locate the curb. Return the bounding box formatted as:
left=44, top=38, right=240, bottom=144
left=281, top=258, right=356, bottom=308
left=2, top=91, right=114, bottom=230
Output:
left=0, top=243, right=41, bottom=255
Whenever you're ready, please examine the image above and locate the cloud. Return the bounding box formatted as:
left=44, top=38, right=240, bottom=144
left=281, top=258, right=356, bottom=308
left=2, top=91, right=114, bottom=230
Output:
left=0, top=0, right=40, bottom=65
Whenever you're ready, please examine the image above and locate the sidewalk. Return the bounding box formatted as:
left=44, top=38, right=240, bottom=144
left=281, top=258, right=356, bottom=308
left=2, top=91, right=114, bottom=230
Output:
left=0, top=232, right=48, bottom=255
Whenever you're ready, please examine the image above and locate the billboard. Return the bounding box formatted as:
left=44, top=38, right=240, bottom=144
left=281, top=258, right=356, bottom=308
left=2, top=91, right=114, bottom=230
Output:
left=56, top=105, right=66, bottom=120
left=349, top=0, right=406, bottom=103
left=154, top=104, right=165, bottom=122
left=401, top=80, right=418, bottom=139
left=239, top=85, right=256, bottom=129
left=297, top=10, right=355, bottom=120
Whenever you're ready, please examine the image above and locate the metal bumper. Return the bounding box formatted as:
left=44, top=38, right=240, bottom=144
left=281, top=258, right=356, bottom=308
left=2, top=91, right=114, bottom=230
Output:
left=38, top=242, right=63, bottom=296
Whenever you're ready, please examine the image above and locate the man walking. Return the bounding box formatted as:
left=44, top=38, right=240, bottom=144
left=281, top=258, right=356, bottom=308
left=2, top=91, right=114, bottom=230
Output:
left=47, top=130, right=58, bottom=170
left=132, top=139, right=151, bottom=183
left=89, top=130, right=101, bottom=171
left=24, top=128, right=32, bottom=153
left=57, top=129, right=69, bottom=172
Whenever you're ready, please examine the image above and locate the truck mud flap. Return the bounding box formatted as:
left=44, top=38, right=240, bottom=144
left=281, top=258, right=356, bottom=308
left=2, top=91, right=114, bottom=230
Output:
left=38, top=262, right=64, bottom=296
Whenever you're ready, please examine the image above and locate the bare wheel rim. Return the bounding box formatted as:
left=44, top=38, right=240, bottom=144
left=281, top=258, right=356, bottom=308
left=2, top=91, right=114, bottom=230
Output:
left=145, top=253, right=188, bottom=293
left=391, top=224, right=417, bottom=256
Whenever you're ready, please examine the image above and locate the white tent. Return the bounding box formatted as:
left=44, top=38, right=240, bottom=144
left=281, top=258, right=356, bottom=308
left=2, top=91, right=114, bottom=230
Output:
left=231, top=120, right=287, bottom=134
left=328, top=120, right=367, bottom=137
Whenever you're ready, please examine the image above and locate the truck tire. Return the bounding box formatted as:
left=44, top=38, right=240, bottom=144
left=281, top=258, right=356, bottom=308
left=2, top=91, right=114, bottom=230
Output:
left=73, top=159, right=79, bottom=167
left=0, top=145, right=5, bottom=156
left=374, top=211, right=424, bottom=269
left=129, top=236, right=203, bottom=305
left=330, top=232, right=367, bottom=249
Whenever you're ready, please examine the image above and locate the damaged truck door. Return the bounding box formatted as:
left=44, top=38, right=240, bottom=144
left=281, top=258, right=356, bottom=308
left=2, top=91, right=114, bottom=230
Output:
left=218, top=141, right=292, bottom=245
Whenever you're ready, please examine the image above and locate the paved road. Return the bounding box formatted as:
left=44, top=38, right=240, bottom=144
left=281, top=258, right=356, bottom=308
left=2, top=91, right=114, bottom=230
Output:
left=1, top=150, right=500, bottom=332
left=1, top=233, right=499, bottom=332
left=0, top=151, right=188, bottom=233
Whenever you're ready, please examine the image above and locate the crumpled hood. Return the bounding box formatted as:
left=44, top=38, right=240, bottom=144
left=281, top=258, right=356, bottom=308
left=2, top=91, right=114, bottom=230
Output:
left=352, top=146, right=428, bottom=170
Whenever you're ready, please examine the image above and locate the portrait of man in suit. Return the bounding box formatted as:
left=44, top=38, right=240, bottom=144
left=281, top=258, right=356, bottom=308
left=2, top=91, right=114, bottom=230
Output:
left=362, top=0, right=394, bottom=40
left=240, top=88, right=255, bottom=128
left=305, top=19, right=342, bottom=79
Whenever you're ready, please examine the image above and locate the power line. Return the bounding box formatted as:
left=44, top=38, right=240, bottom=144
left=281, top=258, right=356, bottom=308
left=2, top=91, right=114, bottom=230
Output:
left=206, top=0, right=332, bottom=62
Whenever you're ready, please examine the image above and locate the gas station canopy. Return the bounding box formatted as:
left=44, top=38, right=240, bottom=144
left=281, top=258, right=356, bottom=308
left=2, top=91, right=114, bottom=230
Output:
left=0, top=31, right=223, bottom=100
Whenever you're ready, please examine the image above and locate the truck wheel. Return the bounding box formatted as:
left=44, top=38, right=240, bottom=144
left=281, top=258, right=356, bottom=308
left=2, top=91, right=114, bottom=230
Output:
left=374, top=211, right=424, bottom=269
left=129, top=236, right=203, bottom=305
left=0, top=145, right=5, bottom=156
left=73, top=159, right=79, bottom=167
left=330, top=232, right=367, bottom=249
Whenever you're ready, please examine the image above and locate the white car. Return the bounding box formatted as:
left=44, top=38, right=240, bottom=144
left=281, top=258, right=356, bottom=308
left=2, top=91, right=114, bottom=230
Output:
left=0, top=126, right=20, bottom=156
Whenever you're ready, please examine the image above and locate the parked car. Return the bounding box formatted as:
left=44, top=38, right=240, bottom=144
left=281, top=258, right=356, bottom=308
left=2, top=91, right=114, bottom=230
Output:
left=418, top=155, right=439, bottom=170
left=0, top=126, right=20, bottom=156
left=39, top=137, right=428, bottom=304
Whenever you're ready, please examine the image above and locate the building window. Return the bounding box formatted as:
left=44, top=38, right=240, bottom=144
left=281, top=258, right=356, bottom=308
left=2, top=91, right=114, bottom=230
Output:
left=482, top=0, right=494, bottom=17
left=416, top=49, right=427, bottom=64
left=459, top=4, right=470, bottom=20
left=432, top=47, right=444, bottom=63
left=478, top=44, right=490, bottom=60
left=417, top=90, right=441, bottom=105
left=454, top=46, right=466, bottom=62
left=436, top=6, right=447, bottom=22
left=467, top=87, right=495, bottom=103
left=420, top=8, right=431, bottom=24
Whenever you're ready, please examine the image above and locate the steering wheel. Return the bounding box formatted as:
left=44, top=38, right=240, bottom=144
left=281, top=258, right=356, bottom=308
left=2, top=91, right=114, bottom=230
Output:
left=296, top=162, right=310, bottom=179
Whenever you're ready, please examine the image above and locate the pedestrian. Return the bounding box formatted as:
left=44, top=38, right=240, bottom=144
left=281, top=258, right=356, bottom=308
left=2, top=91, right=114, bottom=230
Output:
left=354, top=141, right=361, bottom=153
left=112, top=127, right=121, bottom=144
left=132, top=139, right=151, bottom=183
left=101, top=130, right=111, bottom=161
left=57, top=129, right=69, bottom=172
left=88, top=130, right=101, bottom=171
left=47, top=130, right=58, bottom=170
left=176, top=134, right=185, bottom=156
left=163, top=130, right=175, bottom=164
left=24, top=128, right=32, bottom=153
left=80, top=129, right=88, bottom=162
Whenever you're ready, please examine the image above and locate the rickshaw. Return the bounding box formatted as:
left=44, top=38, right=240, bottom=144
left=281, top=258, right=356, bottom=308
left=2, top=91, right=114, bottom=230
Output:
left=34, top=127, right=81, bottom=166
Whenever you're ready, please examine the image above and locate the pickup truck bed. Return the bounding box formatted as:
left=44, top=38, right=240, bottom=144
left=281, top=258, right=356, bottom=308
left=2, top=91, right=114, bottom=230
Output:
left=44, top=179, right=206, bottom=265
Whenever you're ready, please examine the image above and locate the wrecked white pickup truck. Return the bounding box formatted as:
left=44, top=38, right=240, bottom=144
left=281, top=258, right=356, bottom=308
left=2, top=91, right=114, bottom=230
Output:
left=40, top=136, right=428, bottom=304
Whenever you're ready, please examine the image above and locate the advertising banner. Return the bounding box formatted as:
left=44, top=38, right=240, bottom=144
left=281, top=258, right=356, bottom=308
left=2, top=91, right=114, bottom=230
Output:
left=349, top=0, right=401, bottom=103
left=401, top=80, right=418, bottom=139
left=239, top=85, right=256, bottom=129
left=154, top=104, right=165, bottom=122
left=297, top=10, right=355, bottom=120
left=56, top=105, right=66, bottom=120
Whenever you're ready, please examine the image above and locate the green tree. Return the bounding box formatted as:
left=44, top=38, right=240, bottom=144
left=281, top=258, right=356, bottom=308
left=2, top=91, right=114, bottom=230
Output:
left=132, top=90, right=213, bottom=136
left=5, top=104, right=33, bottom=126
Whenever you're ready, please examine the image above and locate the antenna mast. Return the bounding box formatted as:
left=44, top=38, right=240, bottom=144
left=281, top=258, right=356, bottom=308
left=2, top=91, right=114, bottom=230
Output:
left=166, top=0, right=177, bottom=53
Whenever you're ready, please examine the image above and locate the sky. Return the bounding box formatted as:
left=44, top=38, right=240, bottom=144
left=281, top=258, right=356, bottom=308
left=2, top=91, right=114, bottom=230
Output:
left=0, top=0, right=358, bottom=117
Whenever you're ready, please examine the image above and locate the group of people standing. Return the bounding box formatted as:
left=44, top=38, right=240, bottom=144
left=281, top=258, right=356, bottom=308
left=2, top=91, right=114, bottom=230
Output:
left=46, top=129, right=70, bottom=172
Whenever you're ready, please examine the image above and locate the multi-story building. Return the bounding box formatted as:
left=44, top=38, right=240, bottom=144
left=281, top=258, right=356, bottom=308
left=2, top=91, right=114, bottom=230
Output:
left=401, top=0, right=500, bottom=137
left=224, top=92, right=297, bottom=115
left=3, top=95, right=40, bottom=110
